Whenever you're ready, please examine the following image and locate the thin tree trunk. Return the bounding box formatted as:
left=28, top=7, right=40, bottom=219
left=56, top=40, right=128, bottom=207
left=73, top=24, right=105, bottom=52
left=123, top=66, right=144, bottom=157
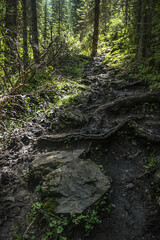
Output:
left=5, top=0, right=17, bottom=73
left=135, top=0, right=141, bottom=45
left=91, top=0, right=100, bottom=57
left=58, top=0, right=61, bottom=38
left=44, top=0, right=48, bottom=40
left=125, top=0, right=129, bottom=25
left=31, top=0, right=40, bottom=63
left=50, top=0, right=54, bottom=41
left=22, top=0, right=29, bottom=68
left=138, top=0, right=145, bottom=57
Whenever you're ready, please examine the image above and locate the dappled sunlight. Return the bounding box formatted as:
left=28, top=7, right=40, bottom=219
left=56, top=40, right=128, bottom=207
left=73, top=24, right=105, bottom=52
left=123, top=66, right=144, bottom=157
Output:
left=0, top=0, right=160, bottom=239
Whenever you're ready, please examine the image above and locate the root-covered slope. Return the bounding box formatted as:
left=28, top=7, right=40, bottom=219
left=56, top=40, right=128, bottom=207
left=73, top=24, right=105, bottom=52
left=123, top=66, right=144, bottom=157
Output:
left=0, top=55, right=160, bottom=240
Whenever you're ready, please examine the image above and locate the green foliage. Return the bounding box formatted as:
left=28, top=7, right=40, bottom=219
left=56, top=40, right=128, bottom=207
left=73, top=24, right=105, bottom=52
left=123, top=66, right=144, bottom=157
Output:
left=35, top=185, right=41, bottom=193
left=145, top=156, right=156, bottom=174
left=28, top=202, right=43, bottom=221
left=0, top=55, right=88, bottom=144
left=58, top=55, right=89, bottom=78
left=22, top=193, right=110, bottom=240
left=13, top=227, right=22, bottom=240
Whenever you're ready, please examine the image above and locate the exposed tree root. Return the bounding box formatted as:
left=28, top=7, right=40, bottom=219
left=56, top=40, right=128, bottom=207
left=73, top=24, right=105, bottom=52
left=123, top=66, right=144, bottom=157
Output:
left=35, top=115, right=160, bottom=150
left=33, top=117, right=137, bottom=145
left=94, top=91, right=160, bottom=114
left=117, top=79, right=147, bottom=90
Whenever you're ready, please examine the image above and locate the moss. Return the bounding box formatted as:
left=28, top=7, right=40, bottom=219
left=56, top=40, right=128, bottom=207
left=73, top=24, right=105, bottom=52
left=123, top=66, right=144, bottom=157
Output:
left=42, top=197, right=59, bottom=214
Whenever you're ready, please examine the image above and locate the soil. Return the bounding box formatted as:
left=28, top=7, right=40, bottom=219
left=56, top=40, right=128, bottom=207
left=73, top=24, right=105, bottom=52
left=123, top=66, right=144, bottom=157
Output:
left=0, top=54, right=160, bottom=240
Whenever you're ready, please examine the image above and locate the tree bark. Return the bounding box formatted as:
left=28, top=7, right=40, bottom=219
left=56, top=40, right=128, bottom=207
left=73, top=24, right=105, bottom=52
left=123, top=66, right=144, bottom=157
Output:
left=5, top=0, right=17, bottom=40
left=44, top=0, right=48, bottom=40
left=22, top=0, right=29, bottom=68
left=125, top=0, right=129, bottom=25
left=5, top=0, right=18, bottom=73
left=91, top=0, right=100, bottom=57
left=31, top=0, right=40, bottom=63
left=138, top=0, right=153, bottom=58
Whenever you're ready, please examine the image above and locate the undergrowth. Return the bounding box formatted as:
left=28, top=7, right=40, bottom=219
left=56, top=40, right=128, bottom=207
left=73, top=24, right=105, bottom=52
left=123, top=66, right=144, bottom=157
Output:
left=104, top=47, right=160, bottom=91
left=0, top=55, right=89, bottom=144
left=14, top=193, right=111, bottom=240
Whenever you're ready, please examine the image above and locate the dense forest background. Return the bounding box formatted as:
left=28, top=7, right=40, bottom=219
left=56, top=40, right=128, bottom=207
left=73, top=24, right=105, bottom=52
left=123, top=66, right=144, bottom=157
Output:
left=0, top=0, right=160, bottom=135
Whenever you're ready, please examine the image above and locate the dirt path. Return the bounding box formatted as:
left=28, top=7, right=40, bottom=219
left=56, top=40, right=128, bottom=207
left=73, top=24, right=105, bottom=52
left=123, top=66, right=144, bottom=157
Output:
left=0, top=55, right=160, bottom=240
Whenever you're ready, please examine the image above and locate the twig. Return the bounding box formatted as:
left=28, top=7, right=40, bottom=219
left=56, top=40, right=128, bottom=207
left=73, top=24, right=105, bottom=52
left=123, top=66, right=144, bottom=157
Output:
left=23, top=219, right=35, bottom=239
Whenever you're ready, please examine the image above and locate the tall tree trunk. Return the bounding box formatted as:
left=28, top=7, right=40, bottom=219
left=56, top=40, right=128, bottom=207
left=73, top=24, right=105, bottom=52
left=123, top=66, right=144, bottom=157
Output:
left=135, top=0, right=141, bottom=45
left=44, top=0, right=48, bottom=40
left=137, top=0, right=144, bottom=57
left=144, top=0, right=153, bottom=57
left=125, top=0, right=129, bottom=25
left=5, top=0, right=17, bottom=40
left=138, top=0, right=153, bottom=58
left=22, top=0, right=29, bottom=68
left=5, top=0, right=18, bottom=73
left=58, top=0, right=61, bottom=38
left=91, top=0, right=100, bottom=57
left=31, top=0, right=40, bottom=63
left=50, top=0, right=54, bottom=41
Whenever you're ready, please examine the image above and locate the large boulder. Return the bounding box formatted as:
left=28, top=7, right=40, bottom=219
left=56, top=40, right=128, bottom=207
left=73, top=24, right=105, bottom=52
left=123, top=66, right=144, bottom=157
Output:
left=30, top=150, right=110, bottom=214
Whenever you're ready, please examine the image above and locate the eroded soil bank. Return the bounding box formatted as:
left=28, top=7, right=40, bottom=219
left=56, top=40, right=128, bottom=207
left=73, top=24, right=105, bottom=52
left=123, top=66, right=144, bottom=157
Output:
left=0, top=55, right=160, bottom=240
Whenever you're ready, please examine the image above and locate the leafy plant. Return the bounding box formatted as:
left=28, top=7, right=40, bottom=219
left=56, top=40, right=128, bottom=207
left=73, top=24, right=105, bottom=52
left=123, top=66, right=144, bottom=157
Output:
left=22, top=192, right=110, bottom=240
left=145, top=156, right=156, bottom=174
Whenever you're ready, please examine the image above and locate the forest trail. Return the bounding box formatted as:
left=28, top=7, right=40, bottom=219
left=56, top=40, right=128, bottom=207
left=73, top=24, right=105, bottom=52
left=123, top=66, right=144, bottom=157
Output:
left=0, top=55, right=160, bottom=240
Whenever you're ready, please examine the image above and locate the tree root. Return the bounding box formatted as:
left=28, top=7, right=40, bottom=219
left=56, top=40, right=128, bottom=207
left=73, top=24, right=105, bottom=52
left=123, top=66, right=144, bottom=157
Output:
left=34, top=115, right=160, bottom=149
left=94, top=91, right=160, bottom=114
left=117, top=80, right=147, bottom=90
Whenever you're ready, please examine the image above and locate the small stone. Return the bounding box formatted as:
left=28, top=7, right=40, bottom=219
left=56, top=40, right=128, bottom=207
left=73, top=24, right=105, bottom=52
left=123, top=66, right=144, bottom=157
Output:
left=126, top=183, right=134, bottom=189
left=5, top=196, right=15, bottom=202
left=111, top=204, right=116, bottom=208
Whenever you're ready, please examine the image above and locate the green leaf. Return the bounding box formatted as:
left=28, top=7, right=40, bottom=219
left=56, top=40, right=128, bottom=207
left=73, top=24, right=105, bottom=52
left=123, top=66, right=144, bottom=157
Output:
left=56, top=226, right=64, bottom=234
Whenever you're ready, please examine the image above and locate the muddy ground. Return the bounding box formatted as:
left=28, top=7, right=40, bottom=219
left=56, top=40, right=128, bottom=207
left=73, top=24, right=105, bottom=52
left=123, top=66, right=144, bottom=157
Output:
left=0, top=55, right=160, bottom=240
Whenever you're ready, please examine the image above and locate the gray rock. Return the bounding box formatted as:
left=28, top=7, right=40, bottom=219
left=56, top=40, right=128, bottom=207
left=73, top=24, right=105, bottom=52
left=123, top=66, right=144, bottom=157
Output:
left=4, top=196, right=15, bottom=202
left=31, top=149, right=85, bottom=175
left=30, top=150, right=110, bottom=214
left=125, top=183, right=134, bottom=189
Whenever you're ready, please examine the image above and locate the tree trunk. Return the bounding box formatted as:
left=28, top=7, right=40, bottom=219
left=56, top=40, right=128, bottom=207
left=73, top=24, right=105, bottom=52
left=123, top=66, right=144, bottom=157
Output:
left=44, top=0, right=48, bottom=40
left=22, top=0, right=29, bottom=68
left=138, top=0, right=153, bottom=58
left=5, top=0, right=17, bottom=40
left=31, top=0, right=40, bottom=63
left=144, top=0, right=153, bottom=57
left=50, top=0, right=54, bottom=41
left=58, top=0, right=61, bottom=38
left=125, top=0, right=129, bottom=25
left=91, top=0, right=100, bottom=57
left=5, top=0, right=18, bottom=73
